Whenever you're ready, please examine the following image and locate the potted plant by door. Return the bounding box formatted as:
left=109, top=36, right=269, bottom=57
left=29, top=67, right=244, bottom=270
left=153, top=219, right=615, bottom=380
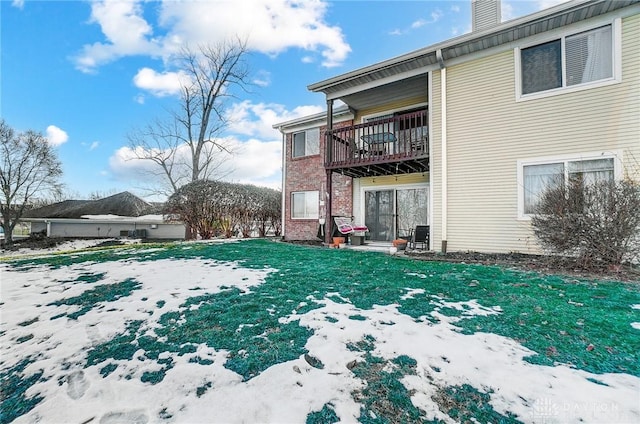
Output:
left=392, top=239, right=408, bottom=250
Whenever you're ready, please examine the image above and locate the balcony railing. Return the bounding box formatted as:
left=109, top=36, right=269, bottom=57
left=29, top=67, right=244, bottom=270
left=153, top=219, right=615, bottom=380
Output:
left=325, top=109, right=429, bottom=178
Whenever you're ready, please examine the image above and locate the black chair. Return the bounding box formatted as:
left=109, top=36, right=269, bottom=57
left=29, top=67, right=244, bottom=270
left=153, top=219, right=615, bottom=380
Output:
left=409, top=225, right=430, bottom=250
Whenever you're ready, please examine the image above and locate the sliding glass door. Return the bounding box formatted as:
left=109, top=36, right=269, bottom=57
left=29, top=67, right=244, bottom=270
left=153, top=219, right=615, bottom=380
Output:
left=364, top=186, right=429, bottom=242
left=364, top=190, right=394, bottom=241
left=396, top=188, right=428, bottom=236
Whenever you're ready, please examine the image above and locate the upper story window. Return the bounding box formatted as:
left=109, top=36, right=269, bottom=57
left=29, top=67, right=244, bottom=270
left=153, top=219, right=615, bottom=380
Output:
left=292, top=128, right=320, bottom=158
left=517, top=22, right=619, bottom=99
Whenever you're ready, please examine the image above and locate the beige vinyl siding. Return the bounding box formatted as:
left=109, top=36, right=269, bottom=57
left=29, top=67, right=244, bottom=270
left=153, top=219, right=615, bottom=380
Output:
left=356, top=95, right=428, bottom=121
left=358, top=173, right=428, bottom=187
left=442, top=13, right=640, bottom=254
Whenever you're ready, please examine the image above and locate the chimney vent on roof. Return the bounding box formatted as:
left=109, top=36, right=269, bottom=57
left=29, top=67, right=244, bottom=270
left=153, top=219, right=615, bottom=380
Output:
left=472, top=0, right=501, bottom=32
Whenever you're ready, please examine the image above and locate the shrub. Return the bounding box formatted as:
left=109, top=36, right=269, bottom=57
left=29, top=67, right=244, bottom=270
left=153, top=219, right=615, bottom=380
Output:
left=164, top=180, right=281, bottom=239
left=531, top=178, right=640, bottom=269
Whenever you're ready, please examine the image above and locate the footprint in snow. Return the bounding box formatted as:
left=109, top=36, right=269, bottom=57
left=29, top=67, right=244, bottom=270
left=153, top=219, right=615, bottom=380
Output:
left=67, top=370, right=89, bottom=400
left=100, top=410, right=149, bottom=424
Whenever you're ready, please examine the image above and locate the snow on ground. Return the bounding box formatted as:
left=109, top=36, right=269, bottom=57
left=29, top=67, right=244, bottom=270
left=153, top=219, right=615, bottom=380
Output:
left=1, top=243, right=639, bottom=423
left=0, top=238, right=125, bottom=258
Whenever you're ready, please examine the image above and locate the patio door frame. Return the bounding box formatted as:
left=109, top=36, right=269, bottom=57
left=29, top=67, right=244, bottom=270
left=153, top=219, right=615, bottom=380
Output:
left=359, top=182, right=430, bottom=242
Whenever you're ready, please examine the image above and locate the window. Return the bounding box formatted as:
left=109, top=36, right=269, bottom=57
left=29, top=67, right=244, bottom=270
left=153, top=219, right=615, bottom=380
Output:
left=519, top=24, right=614, bottom=97
left=291, top=191, right=319, bottom=219
left=292, top=128, right=320, bottom=158
left=520, top=156, right=615, bottom=216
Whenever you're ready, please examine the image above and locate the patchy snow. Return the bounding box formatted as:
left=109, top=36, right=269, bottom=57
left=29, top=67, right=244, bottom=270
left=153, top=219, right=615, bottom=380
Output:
left=0, top=239, right=120, bottom=258
left=1, top=243, right=639, bottom=424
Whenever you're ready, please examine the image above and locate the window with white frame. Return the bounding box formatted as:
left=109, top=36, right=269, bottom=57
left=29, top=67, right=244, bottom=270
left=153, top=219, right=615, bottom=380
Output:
left=519, top=24, right=614, bottom=97
left=520, top=156, right=615, bottom=216
left=291, top=191, right=319, bottom=219
left=292, top=128, right=320, bottom=158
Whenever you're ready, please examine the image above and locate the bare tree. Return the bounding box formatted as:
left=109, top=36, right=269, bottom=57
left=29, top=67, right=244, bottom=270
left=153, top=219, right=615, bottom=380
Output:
left=0, top=120, right=63, bottom=246
left=128, top=38, right=251, bottom=197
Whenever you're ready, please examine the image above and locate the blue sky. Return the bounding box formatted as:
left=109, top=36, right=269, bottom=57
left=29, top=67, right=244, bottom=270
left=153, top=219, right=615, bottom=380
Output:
left=1, top=0, right=565, bottom=201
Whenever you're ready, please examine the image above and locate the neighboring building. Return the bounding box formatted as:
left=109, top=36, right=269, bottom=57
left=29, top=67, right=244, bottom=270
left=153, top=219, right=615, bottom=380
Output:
left=275, top=0, right=640, bottom=254
left=22, top=191, right=185, bottom=240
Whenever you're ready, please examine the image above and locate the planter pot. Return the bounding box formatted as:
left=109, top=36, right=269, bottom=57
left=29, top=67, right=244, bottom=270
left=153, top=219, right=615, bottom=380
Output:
left=333, top=237, right=345, bottom=245
left=392, top=239, right=408, bottom=250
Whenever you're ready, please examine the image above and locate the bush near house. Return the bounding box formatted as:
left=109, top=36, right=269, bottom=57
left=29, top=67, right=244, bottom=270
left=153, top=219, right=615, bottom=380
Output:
left=531, top=178, right=640, bottom=270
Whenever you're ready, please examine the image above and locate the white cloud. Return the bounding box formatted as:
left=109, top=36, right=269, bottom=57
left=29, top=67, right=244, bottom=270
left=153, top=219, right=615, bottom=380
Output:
left=81, top=141, right=100, bottom=151
left=108, top=137, right=282, bottom=191
left=73, top=0, right=162, bottom=73
left=392, top=9, right=443, bottom=35
left=108, top=100, right=322, bottom=191
left=451, top=5, right=460, bottom=13
left=411, top=19, right=428, bottom=30
left=45, top=125, right=68, bottom=146
left=502, top=2, right=515, bottom=21
left=223, top=138, right=283, bottom=188
left=12, top=0, right=24, bottom=9
left=159, top=0, right=351, bottom=68
left=133, top=68, right=189, bottom=96
left=226, top=101, right=323, bottom=139
left=537, top=0, right=571, bottom=10
left=252, top=70, right=271, bottom=88
left=75, top=0, right=351, bottom=73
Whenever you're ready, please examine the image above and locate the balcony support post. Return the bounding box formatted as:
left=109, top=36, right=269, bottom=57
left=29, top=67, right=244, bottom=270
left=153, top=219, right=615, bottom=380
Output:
left=325, top=169, right=333, bottom=244
left=324, top=99, right=334, bottom=244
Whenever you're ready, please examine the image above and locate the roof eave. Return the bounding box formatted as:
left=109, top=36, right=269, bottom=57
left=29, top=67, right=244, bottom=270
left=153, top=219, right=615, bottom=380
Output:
left=308, top=0, right=636, bottom=93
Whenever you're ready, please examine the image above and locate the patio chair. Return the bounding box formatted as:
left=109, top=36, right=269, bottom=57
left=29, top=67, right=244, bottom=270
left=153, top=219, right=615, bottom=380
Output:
left=334, top=216, right=369, bottom=235
left=409, top=225, right=430, bottom=250
left=349, top=138, right=367, bottom=158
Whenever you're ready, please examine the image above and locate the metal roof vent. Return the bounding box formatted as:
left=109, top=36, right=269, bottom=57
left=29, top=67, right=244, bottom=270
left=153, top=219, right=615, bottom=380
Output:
left=472, top=0, right=501, bottom=32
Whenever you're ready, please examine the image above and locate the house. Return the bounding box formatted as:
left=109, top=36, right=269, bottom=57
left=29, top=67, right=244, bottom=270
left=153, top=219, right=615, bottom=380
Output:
left=274, top=0, right=640, bottom=254
left=21, top=191, right=185, bottom=240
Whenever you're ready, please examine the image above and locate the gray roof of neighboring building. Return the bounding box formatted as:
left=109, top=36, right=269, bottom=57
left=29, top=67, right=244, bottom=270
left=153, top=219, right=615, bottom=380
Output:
left=23, top=191, right=160, bottom=219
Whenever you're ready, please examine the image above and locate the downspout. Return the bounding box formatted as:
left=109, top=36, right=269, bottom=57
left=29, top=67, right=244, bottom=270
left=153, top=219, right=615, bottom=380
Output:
left=325, top=99, right=334, bottom=244
left=437, top=48, right=448, bottom=253
left=280, top=131, right=286, bottom=240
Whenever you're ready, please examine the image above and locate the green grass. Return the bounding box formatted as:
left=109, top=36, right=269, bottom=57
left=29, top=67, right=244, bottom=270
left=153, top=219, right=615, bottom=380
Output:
left=47, top=278, right=141, bottom=320
left=0, top=358, right=45, bottom=424
left=349, top=336, right=427, bottom=423
left=306, top=403, right=340, bottom=424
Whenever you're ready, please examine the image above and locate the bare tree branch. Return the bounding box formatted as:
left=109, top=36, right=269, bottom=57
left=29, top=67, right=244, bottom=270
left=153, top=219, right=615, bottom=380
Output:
left=0, top=119, right=64, bottom=246
left=127, top=37, right=251, bottom=198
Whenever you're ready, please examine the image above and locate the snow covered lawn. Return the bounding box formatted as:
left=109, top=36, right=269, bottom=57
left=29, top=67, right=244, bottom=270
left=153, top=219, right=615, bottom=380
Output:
left=1, top=239, right=638, bottom=423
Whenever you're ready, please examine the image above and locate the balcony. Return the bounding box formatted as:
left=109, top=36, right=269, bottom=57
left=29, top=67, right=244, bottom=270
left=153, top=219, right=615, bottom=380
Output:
left=325, top=109, right=429, bottom=178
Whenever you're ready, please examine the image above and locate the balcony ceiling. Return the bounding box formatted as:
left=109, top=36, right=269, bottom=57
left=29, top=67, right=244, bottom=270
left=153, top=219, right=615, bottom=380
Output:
left=340, top=74, right=429, bottom=111
left=328, top=156, right=430, bottom=179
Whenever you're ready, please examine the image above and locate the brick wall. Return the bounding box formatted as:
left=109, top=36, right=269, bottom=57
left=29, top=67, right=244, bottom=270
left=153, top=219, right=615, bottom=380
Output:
left=284, top=120, right=354, bottom=241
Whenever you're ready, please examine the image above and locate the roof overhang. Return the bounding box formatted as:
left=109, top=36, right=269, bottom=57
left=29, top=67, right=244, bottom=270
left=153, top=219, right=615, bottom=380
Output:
left=308, top=0, right=639, bottom=107
left=272, top=104, right=354, bottom=132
